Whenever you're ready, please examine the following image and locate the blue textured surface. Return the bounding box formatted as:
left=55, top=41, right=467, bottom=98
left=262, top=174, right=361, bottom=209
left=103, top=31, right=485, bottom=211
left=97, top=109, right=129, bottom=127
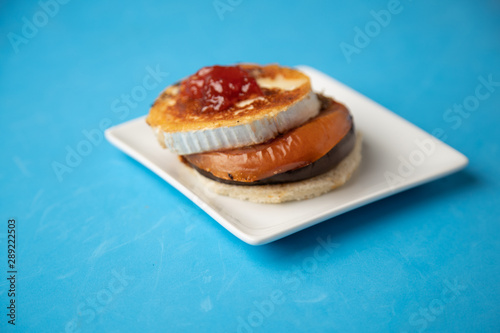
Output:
left=1, top=0, right=499, bottom=332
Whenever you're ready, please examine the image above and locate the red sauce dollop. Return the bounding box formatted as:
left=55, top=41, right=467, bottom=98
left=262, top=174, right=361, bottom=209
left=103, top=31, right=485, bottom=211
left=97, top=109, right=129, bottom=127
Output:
left=180, top=65, right=263, bottom=112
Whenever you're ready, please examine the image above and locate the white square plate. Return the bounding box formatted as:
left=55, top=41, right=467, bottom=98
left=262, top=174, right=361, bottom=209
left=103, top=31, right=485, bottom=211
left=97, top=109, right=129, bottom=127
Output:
left=105, top=66, right=468, bottom=245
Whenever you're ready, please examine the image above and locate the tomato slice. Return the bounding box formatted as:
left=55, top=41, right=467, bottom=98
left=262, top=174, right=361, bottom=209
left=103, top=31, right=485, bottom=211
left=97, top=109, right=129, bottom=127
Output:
left=184, top=99, right=353, bottom=183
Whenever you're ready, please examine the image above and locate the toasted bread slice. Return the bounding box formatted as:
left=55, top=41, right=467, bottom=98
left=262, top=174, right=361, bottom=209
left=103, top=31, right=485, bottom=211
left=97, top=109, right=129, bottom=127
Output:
left=146, top=64, right=320, bottom=155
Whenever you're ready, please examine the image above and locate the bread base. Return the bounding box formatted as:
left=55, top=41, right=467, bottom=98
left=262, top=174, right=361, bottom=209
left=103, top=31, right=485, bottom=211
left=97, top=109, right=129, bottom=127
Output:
left=189, top=132, right=362, bottom=204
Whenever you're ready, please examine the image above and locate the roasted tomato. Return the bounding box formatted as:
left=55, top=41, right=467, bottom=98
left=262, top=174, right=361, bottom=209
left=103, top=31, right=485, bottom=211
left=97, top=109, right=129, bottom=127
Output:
left=184, top=99, right=353, bottom=183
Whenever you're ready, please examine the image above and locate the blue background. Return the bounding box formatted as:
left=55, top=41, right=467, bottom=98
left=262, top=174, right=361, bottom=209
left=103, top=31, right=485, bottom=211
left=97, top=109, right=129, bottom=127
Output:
left=1, top=0, right=499, bottom=332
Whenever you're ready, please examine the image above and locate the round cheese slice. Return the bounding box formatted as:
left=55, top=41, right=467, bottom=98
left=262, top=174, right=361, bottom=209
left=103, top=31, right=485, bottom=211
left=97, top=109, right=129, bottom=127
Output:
left=146, top=64, right=320, bottom=155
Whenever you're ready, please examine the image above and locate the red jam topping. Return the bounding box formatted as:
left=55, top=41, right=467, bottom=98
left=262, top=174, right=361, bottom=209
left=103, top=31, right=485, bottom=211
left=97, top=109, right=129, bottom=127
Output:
left=180, top=65, right=263, bottom=112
